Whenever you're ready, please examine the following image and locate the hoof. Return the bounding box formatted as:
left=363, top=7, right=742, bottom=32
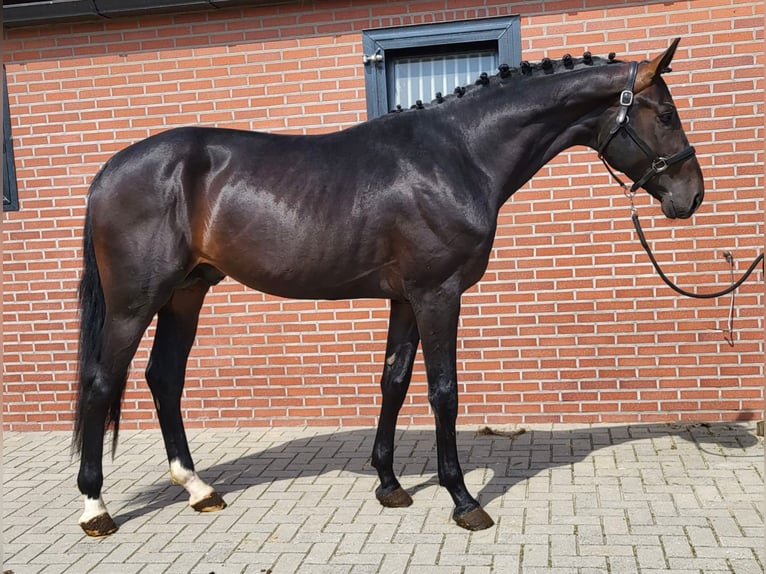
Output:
left=453, top=506, right=495, bottom=531
left=80, top=513, right=119, bottom=537
left=191, top=491, right=227, bottom=513
left=376, top=486, right=413, bottom=508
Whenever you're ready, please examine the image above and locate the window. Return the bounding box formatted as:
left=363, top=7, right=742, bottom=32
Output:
left=4, top=66, right=19, bottom=212
left=362, top=16, right=521, bottom=118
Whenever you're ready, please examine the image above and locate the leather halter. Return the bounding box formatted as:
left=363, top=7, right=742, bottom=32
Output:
left=597, top=61, right=697, bottom=194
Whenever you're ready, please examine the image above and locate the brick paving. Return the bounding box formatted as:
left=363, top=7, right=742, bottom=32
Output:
left=3, top=422, right=763, bottom=573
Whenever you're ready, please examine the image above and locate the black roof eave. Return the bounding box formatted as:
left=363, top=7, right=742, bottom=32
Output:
left=3, top=0, right=294, bottom=28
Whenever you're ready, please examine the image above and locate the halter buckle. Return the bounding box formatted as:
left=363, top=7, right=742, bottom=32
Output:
left=652, top=157, right=669, bottom=173
left=619, top=90, right=634, bottom=107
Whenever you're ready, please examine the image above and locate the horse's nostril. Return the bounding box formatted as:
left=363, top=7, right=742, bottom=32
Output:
left=693, top=191, right=703, bottom=212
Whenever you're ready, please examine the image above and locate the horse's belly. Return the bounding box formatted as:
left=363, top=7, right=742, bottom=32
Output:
left=212, top=251, right=401, bottom=301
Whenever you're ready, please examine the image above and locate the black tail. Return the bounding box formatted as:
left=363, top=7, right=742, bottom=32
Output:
left=73, top=207, right=124, bottom=458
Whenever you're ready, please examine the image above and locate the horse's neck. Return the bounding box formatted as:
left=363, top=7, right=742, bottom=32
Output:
left=455, top=65, right=627, bottom=211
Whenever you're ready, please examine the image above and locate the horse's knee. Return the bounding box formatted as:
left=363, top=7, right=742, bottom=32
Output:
left=427, top=379, right=458, bottom=421
left=381, top=371, right=406, bottom=397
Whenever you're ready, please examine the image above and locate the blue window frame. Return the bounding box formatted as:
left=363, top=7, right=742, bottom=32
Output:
left=4, top=66, right=19, bottom=212
left=362, top=16, right=521, bottom=118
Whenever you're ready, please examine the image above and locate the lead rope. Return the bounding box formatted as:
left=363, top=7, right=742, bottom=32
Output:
left=626, top=191, right=763, bottom=347
left=626, top=190, right=764, bottom=300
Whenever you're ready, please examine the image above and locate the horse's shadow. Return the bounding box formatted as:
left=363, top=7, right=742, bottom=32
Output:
left=113, top=421, right=758, bottom=526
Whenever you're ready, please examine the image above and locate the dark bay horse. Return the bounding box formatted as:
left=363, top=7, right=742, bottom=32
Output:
left=74, top=39, right=703, bottom=536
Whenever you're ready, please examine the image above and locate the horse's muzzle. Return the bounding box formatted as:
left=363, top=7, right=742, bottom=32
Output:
left=661, top=187, right=703, bottom=219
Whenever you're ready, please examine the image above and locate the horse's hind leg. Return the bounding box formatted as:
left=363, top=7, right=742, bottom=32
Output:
left=77, top=312, right=154, bottom=536
left=372, top=300, right=420, bottom=508
left=145, top=281, right=226, bottom=513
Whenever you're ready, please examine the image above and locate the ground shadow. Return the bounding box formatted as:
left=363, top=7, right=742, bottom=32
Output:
left=112, top=421, right=758, bottom=527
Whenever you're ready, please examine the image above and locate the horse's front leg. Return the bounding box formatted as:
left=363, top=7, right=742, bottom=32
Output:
left=411, top=287, right=494, bottom=531
left=372, top=299, right=420, bottom=508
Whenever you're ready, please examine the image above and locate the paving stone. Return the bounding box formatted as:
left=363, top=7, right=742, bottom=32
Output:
left=520, top=542, right=549, bottom=568
left=726, top=557, right=766, bottom=574
left=606, top=554, right=639, bottom=574
left=636, top=544, right=668, bottom=569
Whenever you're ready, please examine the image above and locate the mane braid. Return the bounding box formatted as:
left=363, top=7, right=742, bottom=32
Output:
left=389, top=53, right=625, bottom=113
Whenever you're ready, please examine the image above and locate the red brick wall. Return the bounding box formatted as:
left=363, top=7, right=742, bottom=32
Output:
left=3, top=0, right=763, bottom=431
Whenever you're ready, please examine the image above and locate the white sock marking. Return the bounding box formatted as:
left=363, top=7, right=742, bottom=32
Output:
left=79, top=496, right=108, bottom=525
left=169, top=459, right=215, bottom=506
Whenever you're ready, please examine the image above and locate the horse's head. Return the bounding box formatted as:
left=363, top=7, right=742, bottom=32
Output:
left=596, top=38, right=704, bottom=219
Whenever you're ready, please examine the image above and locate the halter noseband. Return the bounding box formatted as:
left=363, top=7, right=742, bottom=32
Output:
left=597, top=61, right=696, bottom=195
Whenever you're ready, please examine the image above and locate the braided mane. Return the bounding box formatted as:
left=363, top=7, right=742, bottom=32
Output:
left=389, top=51, right=626, bottom=113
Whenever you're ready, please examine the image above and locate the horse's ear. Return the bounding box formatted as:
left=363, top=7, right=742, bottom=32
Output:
left=634, top=37, right=681, bottom=92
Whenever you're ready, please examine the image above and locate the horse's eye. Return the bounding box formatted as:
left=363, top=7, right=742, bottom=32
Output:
left=658, top=112, right=674, bottom=125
